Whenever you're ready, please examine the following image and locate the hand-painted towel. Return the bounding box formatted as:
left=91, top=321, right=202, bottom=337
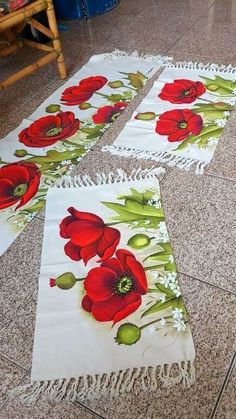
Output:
left=104, top=61, right=236, bottom=174
left=11, top=168, right=195, bottom=403
left=0, top=50, right=171, bottom=256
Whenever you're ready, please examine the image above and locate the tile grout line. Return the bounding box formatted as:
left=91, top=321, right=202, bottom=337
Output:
left=74, top=401, right=106, bottom=419
left=177, top=271, right=236, bottom=297
left=205, top=171, right=236, bottom=184
left=0, top=353, right=28, bottom=373
left=209, top=352, right=236, bottom=419
left=0, top=371, right=28, bottom=412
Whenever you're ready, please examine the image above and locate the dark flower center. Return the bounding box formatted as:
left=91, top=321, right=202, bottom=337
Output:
left=46, top=127, right=63, bottom=137
left=115, top=275, right=133, bottom=295
left=179, top=121, right=188, bottom=129
left=14, top=183, right=28, bottom=197
left=183, top=90, right=190, bottom=96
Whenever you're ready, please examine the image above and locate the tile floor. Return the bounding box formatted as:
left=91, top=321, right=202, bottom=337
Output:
left=0, top=0, right=236, bottom=418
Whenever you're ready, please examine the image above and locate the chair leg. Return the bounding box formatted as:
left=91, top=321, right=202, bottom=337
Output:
left=46, top=0, right=67, bottom=80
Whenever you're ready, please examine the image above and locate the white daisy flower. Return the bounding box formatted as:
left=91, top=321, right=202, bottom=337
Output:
left=215, top=118, right=227, bottom=128
left=172, top=307, right=183, bottom=320
left=223, top=111, right=230, bottom=117
left=173, top=319, right=186, bottom=332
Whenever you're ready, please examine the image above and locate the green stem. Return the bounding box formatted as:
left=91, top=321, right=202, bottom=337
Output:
left=106, top=221, right=125, bottom=226
left=198, top=97, right=217, bottom=104
left=123, top=84, right=137, bottom=92
left=95, top=92, right=109, bottom=98
left=75, top=277, right=85, bottom=282
left=140, top=315, right=173, bottom=330
left=144, top=265, right=164, bottom=271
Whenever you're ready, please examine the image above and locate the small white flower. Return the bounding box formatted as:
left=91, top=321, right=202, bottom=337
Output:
left=172, top=308, right=183, bottom=320
left=61, top=160, right=71, bottom=165
left=148, top=325, right=156, bottom=333
left=173, top=319, right=186, bottom=332
left=144, top=220, right=150, bottom=225
left=173, top=287, right=181, bottom=298
left=208, top=137, right=218, bottom=146
left=232, top=88, right=236, bottom=95
left=169, top=255, right=174, bottom=263
left=17, top=222, right=25, bottom=228
left=223, top=111, right=230, bottom=117
left=160, top=318, right=166, bottom=327
left=167, top=272, right=177, bottom=281
left=67, top=145, right=76, bottom=151
left=160, top=295, right=166, bottom=303
left=147, top=193, right=161, bottom=208
left=215, top=118, right=227, bottom=128
left=224, top=98, right=236, bottom=106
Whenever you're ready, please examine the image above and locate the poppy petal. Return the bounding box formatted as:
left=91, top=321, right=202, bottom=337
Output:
left=67, top=220, right=103, bottom=246
left=97, top=226, right=120, bottom=261
left=80, top=242, right=98, bottom=265
left=84, top=267, right=116, bottom=301
left=91, top=293, right=141, bottom=323
left=82, top=295, right=93, bottom=312
left=125, top=256, right=147, bottom=294
left=64, top=241, right=81, bottom=261
left=101, top=257, right=124, bottom=275
left=168, top=129, right=190, bottom=142
left=67, top=207, right=103, bottom=223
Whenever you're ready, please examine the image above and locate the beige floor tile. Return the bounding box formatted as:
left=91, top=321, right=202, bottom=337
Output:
left=160, top=169, right=236, bottom=293
left=0, top=75, right=56, bottom=120
left=206, top=110, right=236, bottom=181
left=138, top=0, right=214, bottom=21
left=76, top=275, right=236, bottom=419
left=215, top=354, right=236, bottom=419
left=0, top=357, right=26, bottom=409
left=0, top=218, right=44, bottom=368
left=170, top=17, right=236, bottom=61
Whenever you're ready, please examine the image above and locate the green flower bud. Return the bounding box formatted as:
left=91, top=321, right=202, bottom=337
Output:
left=115, top=323, right=141, bottom=346
left=128, top=233, right=151, bottom=249
left=108, top=81, right=124, bottom=88
left=14, top=149, right=28, bottom=157
left=79, top=102, right=91, bottom=110
left=135, top=112, right=156, bottom=121
left=214, top=102, right=232, bottom=110
left=206, top=84, right=219, bottom=91
left=50, top=272, right=76, bottom=290
left=46, top=104, right=61, bottom=113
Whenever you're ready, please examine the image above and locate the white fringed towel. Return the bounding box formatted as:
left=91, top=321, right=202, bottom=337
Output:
left=11, top=168, right=195, bottom=404
left=103, top=62, right=236, bottom=174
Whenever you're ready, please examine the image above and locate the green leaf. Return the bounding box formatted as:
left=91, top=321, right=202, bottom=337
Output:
left=120, top=71, right=147, bottom=91
left=175, top=125, right=222, bottom=151
left=24, top=200, right=46, bottom=213
left=125, top=199, right=164, bottom=217
left=142, top=297, right=180, bottom=317
left=80, top=126, right=104, bottom=139
left=25, top=148, right=85, bottom=165
left=201, top=75, right=236, bottom=95
left=155, top=283, right=176, bottom=298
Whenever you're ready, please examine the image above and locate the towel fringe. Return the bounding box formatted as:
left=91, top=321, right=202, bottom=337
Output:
left=100, top=49, right=173, bottom=65
left=52, top=166, right=165, bottom=189
left=165, top=60, right=236, bottom=74
left=9, top=361, right=195, bottom=405
left=102, top=145, right=207, bottom=175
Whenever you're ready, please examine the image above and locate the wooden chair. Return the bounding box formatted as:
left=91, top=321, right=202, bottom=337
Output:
left=0, top=0, right=66, bottom=89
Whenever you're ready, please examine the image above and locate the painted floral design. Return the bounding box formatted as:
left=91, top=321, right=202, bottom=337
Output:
left=61, top=76, right=108, bottom=106
left=19, top=112, right=80, bottom=148
left=60, top=207, right=120, bottom=264
left=158, top=79, right=206, bottom=104
left=82, top=249, right=148, bottom=324
left=92, top=102, right=127, bottom=124
left=0, top=162, right=40, bottom=210
left=155, top=109, right=203, bottom=142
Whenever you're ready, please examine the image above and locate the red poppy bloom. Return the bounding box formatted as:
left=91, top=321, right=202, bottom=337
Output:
left=82, top=249, right=147, bottom=324
left=0, top=162, right=41, bottom=210
left=60, top=207, right=120, bottom=264
left=158, top=79, right=206, bottom=104
left=18, top=112, right=80, bottom=148
left=156, top=109, right=203, bottom=142
left=92, top=102, right=127, bottom=124
left=61, top=76, right=108, bottom=106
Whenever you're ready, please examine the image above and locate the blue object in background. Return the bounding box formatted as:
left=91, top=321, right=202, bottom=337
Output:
left=54, top=0, right=121, bottom=20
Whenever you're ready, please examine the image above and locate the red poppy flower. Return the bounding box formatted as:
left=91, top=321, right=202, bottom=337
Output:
left=60, top=207, right=120, bottom=264
left=156, top=109, right=203, bottom=142
left=92, top=102, right=127, bottom=124
left=0, top=162, right=41, bottom=210
left=158, top=79, right=206, bottom=104
left=18, top=112, right=80, bottom=148
left=61, top=76, right=108, bottom=106
left=82, top=249, right=147, bottom=324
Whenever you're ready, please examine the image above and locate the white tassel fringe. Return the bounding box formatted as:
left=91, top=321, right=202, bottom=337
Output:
left=99, top=49, right=173, bottom=65
left=9, top=361, right=195, bottom=405
left=52, top=166, right=165, bottom=189
left=102, top=146, right=207, bottom=175
left=165, top=60, right=236, bottom=74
